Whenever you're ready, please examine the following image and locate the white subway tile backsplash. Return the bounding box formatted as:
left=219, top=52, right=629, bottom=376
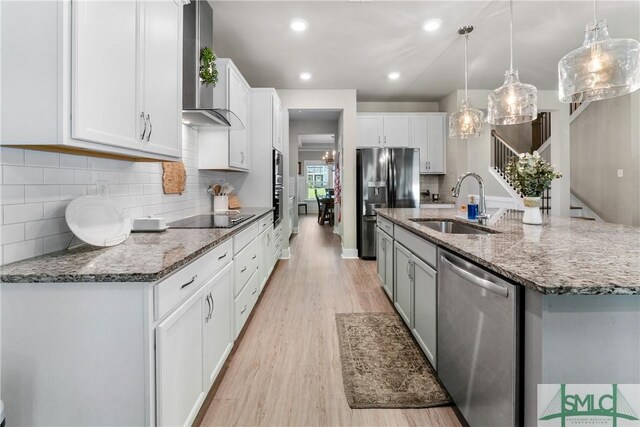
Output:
left=0, top=147, right=25, bottom=165
left=3, top=238, right=44, bottom=265
left=4, top=166, right=44, bottom=185
left=4, top=203, right=43, bottom=224
left=1, top=186, right=25, bottom=205
left=44, top=168, right=75, bottom=184
left=25, top=185, right=60, bottom=203
left=1, top=223, right=25, bottom=244
left=44, top=233, right=73, bottom=254
left=43, top=201, right=68, bottom=219
left=25, top=218, right=60, bottom=240
left=60, top=153, right=88, bottom=169
left=59, top=185, right=88, bottom=201
left=1, top=125, right=223, bottom=265
left=25, top=150, right=60, bottom=168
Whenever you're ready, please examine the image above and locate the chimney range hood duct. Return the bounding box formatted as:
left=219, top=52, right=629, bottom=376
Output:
left=182, top=0, right=244, bottom=129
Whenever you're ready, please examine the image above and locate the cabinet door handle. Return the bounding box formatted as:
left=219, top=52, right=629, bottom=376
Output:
left=140, top=112, right=147, bottom=140
left=252, top=287, right=258, bottom=295
left=145, top=114, right=152, bottom=142
left=205, top=294, right=211, bottom=322
left=252, top=254, right=257, bottom=260
left=241, top=266, right=247, bottom=273
left=218, top=252, right=228, bottom=260
left=181, top=274, right=198, bottom=289
left=378, top=136, right=381, bottom=144
left=240, top=304, right=247, bottom=314
left=384, top=135, right=387, bottom=145
left=209, top=293, right=214, bottom=318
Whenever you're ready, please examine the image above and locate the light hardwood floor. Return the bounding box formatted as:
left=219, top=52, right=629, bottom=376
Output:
left=199, top=215, right=462, bottom=426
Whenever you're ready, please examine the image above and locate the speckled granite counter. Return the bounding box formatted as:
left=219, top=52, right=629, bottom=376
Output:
left=375, top=208, right=640, bottom=295
left=0, top=208, right=274, bottom=284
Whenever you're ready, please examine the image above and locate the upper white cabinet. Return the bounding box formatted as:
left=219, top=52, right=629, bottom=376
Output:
left=272, top=95, right=284, bottom=152
left=1, top=0, right=183, bottom=160
left=198, top=59, right=252, bottom=171
left=356, top=112, right=446, bottom=174
left=356, top=114, right=409, bottom=148
left=411, top=113, right=446, bottom=174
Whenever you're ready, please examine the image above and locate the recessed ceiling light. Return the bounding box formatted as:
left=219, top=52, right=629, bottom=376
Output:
left=300, top=72, right=312, bottom=80
left=388, top=72, right=401, bottom=80
left=423, top=19, right=442, bottom=32
left=290, top=19, right=308, bottom=32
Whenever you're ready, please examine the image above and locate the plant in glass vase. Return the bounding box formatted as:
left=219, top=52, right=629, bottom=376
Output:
left=505, top=152, right=562, bottom=225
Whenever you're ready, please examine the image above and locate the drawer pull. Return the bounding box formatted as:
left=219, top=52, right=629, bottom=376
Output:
left=218, top=252, right=228, bottom=260
left=252, top=254, right=257, bottom=260
left=240, top=305, right=247, bottom=314
left=181, top=275, right=198, bottom=289
left=252, top=287, right=258, bottom=295
left=241, top=266, right=247, bottom=273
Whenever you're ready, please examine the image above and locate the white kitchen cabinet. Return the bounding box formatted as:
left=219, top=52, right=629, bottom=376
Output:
left=412, top=255, right=437, bottom=367
left=203, top=264, right=233, bottom=389
left=376, top=227, right=394, bottom=300
left=71, top=0, right=140, bottom=150
left=382, top=116, right=411, bottom=147
left=156, top=287, right=205, bottom=427
left=1, top=0, right=183, bottom=160
left=198, top=59, right=251, bottom=171
left=393, top=241, right=413, bottom=326
left=411, top=113, right=446, bottom=174
left=272, top=95, right=284, bottom=152
left=259, top=226, right=275, bottom=290
left=357, top=115, right=384, bottom=147
left=139, top=0, right=183, bottom=157
left=356, top=114, right=411, bottom=148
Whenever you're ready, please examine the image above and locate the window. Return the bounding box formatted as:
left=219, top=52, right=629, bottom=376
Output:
left=305, top=162, right=331, bottom=200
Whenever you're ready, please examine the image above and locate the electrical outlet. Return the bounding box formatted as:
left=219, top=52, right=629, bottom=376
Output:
left=617, top=169, right=624, bottom=178
left=97, top=180, right=109, bottom=197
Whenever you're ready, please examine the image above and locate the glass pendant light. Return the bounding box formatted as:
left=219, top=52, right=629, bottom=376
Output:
left=558, top=0, right=640, bottom=103
left=449, top=25, right=485, bottom=139
left=487, top=0, right=537, bottom=125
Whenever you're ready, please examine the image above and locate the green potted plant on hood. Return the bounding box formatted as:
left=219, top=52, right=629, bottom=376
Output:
left=505, top=151, right=562, bottom=225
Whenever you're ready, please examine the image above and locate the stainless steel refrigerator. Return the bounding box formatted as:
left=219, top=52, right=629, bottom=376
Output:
left=356, top=148, right=420, bottom=259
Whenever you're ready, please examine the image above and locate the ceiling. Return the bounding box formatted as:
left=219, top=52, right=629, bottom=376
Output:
left=298, top=134, right=337, bottom=150
left=211, top=0, right=640, bottom=101
left=289, top=109, right=343, bottom=121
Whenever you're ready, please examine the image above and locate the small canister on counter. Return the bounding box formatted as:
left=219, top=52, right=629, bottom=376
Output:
left=467, top=195, right=478, bottom=220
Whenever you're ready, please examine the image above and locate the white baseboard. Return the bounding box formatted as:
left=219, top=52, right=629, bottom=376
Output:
left=341, top=247, right=358, bottom=259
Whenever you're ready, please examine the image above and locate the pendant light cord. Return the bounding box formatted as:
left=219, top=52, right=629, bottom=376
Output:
left=464, top=34, right=469, bottom=99
left=593, top=0, right=597, bottom=24
left=509, top=0, right=514, bottom=71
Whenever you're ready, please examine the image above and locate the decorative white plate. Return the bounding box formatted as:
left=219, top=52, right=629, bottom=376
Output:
left=65, top=196, right=131, bottom=247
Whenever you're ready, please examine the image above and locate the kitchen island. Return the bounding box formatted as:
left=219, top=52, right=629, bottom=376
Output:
left=0, top=208, right=276, bottom=427
left=375, top=207, right=640, bottom=426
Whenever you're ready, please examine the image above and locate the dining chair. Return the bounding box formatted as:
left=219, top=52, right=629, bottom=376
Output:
left=314, top=189, right=322, bottom=223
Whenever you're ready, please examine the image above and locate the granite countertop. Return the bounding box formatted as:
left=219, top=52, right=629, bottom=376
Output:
left=1, top=208, right=274, bottom=284
left=375, top=208, right=640, bottom=296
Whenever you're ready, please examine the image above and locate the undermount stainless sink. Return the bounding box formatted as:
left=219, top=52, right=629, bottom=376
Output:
left=409, top=219, right=497, bottom=235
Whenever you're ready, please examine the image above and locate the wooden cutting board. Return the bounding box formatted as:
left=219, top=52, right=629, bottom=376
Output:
left=162, top=162, right=186, bottom=194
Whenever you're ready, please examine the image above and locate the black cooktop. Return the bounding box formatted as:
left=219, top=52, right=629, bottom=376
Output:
left=168, top=213, right=255, bottom=229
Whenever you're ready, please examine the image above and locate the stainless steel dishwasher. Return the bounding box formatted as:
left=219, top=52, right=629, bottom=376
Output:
left=437, top=249, right=521, bottom=427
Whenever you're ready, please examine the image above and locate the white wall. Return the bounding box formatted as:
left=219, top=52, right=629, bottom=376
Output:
left=0, top=125, right=225, bottom=265
left=357, top=101, right=439, bottom=113
left=570, top=92, right=640, bottom=226
left=278, top=90, right=357, bottom=258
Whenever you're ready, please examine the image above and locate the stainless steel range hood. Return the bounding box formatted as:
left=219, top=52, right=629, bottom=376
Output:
left=182, top=0, right=244, bottom=129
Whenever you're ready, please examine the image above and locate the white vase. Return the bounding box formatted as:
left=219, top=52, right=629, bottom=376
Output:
left=522, top=196, right=543, bottom=225
left=213, top=195, right=229, bottom=212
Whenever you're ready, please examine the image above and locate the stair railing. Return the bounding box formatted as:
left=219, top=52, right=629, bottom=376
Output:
left=491, top=129, right=551, bottom=214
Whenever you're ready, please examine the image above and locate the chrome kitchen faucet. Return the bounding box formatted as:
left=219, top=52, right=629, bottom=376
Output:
left=452, top=172, right=491, bottom=225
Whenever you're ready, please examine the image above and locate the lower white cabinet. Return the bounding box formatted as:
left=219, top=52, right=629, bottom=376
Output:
left=392, top=229, right=438, bottom=368
left=376, top=227, right=394, bottom=299
left=156, top=286, right=206, bottom=427
left=394, top=242, right=413, bottom=326
left=259, top=226, right=275, bottom=290
left=412, top=256, right=437, bottom=367
left=203, top=264, right=234, bottom=388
